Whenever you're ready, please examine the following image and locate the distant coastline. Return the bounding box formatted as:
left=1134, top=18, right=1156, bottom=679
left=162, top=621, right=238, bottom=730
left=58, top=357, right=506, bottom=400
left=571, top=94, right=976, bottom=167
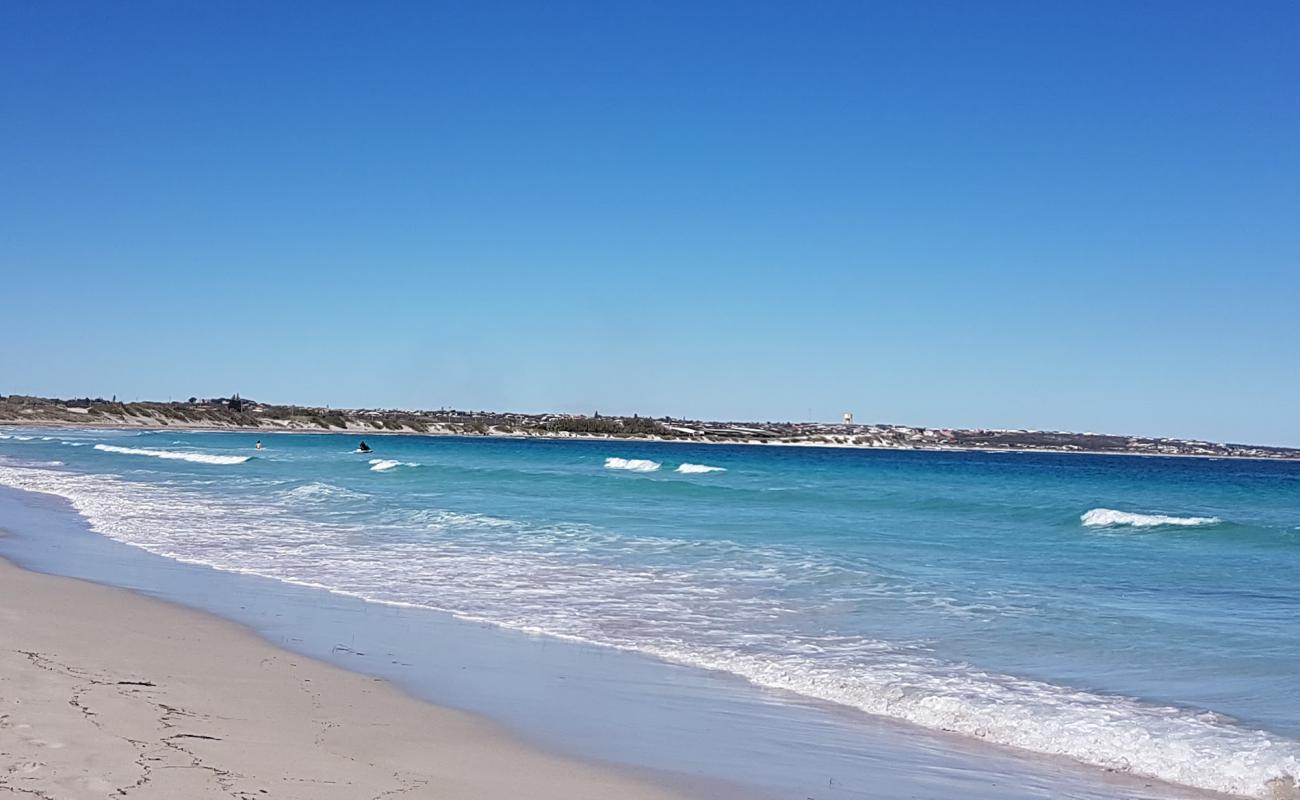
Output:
left=2, top=393, right=1297, bottom=461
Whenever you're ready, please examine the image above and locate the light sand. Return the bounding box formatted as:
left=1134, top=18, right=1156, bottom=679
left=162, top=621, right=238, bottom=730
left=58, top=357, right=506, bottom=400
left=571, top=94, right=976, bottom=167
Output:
left=0, top=558, right=693, bottom=799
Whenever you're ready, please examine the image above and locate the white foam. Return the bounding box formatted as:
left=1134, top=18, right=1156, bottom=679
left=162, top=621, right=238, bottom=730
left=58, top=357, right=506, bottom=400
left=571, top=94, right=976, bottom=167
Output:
left=92, top=444, right=252, bottom=465
left=368, top=458, right=417, bottom=472
left=676, top=463, right=726, bottom=474
left=0, top=463, right=1295, bottom=799
left=282, top=482, right=369, bottom=503
left=605, top=457, right=661, bottom=472
left=416, top=509, right=514, bottom=532
left=1081, top=508, right=1221, bottom=528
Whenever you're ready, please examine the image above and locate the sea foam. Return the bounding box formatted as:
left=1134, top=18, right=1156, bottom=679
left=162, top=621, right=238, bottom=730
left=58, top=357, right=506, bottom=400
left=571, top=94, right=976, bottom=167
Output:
left=93, top=444, right=251, bottom=465
left=282, top=482, right=369, bottom=503
left=1081, top=508, right=1222, bottom=528
left=368, top=458, right=417, bottom=472
left=605, top=457, right=661, bottom=472
left=676, top=463, right=726, bottom=474
left=1, top=463, right=1296, bottom=799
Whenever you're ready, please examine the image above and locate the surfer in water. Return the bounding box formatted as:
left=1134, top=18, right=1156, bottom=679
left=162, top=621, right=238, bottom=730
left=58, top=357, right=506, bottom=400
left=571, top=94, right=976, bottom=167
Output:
left=255, top=440, right=263, bottom=450
left=357, top=441, right=372, bottom=453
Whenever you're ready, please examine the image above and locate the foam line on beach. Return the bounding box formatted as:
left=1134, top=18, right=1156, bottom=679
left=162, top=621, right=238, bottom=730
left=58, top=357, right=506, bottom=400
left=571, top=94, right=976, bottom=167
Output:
left=93, top=444, right=252, bottom=465
left=0, top=464, right=1296, bottom=799
left=0, top=559, right=685, bottom=800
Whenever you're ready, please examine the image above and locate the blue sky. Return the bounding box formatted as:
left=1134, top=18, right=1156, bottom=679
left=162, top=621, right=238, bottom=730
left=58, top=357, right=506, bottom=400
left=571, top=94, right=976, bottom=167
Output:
left=2, top=2, right=1297, bottom=445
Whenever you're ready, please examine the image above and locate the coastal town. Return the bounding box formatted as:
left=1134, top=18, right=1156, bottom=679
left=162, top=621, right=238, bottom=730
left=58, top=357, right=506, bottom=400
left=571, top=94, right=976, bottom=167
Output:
left=2, top=393, right=1297, bottom=460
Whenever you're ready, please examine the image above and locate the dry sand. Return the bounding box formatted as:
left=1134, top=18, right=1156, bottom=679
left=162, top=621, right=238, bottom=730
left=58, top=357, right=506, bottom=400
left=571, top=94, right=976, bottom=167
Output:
left=0, top=558, right=693, bottom=799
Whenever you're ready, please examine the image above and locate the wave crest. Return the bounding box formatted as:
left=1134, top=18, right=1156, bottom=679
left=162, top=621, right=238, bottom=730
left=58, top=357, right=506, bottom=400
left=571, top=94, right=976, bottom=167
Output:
left=368, top=459, right=417, bottom=472
left=282, top=482, right=369, bottom=503
left=0, top=464, right=1294, bottom=799
left=676, top=463, right=726, bottom=474
left=604, top=457, right=661, bottom=472
left=1081, top=508, right=1222, bottom=528
left=93, top=444, right=251, bottom=465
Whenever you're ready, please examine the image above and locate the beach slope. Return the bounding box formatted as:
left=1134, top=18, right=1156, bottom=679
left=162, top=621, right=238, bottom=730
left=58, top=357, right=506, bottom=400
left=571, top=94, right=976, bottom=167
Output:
left=0, top=558, right=689, bottom=800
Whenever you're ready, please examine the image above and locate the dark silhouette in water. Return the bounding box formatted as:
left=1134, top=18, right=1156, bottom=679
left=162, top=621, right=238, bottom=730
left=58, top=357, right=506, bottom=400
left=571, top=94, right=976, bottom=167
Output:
left=357, top=441, right=372, bottom=453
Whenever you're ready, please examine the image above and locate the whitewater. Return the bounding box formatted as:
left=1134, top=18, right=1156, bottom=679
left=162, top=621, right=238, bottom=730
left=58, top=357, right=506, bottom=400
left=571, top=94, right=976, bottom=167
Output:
left=93, top=443, right=252, bottom=465
left=1, top=430, right=1298, bottom=798
left=1081, top=508, right=1222, bottom=527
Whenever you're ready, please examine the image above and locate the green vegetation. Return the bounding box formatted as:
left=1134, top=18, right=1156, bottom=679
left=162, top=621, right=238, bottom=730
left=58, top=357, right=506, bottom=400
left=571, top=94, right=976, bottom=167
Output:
left=5, top=393, right=1296, bottom=460
left=543, top=415, right=670, bottom=437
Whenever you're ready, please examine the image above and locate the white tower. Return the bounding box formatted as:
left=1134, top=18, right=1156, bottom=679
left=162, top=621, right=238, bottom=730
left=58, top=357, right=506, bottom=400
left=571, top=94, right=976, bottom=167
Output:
left=843, top=412, right=853, bottom=426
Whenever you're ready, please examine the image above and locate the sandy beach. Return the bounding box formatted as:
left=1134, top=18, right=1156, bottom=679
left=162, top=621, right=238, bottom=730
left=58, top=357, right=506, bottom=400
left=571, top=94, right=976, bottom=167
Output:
left=0, top=557, right=691, bottom=800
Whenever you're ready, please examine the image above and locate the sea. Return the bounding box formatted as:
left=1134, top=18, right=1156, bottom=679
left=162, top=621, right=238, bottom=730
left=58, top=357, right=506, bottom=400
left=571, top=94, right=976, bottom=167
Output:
left=1, top=428, right=1297, bottom=799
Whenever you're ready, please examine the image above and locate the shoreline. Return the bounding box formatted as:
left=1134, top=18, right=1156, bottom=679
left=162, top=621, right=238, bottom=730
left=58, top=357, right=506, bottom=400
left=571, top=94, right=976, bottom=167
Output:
left=2, top=419, right=1291, bottom=463
left=0, top=553, right=699, bottom=800
left=0, top=471, right=1274, bottom=800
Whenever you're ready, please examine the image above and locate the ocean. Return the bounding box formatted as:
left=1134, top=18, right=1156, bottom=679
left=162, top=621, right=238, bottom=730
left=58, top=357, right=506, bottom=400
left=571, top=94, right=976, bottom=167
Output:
left=1, top=428, right=1297, bottom=799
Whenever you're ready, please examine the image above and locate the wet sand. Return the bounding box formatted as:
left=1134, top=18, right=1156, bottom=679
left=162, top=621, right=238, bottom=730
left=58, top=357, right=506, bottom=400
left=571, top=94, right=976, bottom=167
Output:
left=0, top=557, right=692, bottom=800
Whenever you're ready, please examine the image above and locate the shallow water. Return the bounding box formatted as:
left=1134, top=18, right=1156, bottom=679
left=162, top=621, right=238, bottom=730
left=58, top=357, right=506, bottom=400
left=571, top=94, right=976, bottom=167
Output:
left=1, top=428, right=1297, bottom=798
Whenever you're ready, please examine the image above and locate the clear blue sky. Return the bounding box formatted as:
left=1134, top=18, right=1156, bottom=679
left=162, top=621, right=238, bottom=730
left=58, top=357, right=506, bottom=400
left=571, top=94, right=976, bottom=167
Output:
left=3, top=1, right=1297, bottom=445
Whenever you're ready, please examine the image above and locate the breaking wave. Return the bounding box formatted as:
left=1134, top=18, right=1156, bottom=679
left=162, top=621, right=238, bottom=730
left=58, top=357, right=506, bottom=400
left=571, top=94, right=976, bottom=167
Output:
left=413, top=508, right=514, bottom=532
left=93, top=444, right=252, bottom=465
left=604, top=457, right=661, bottom=472
left=368, top=458, right=417, bottom=472
left=1081, top=508, right=1222, bottom=528
left=281, top=482, right=369, bottom=503
left=676, top=463, right=726, bottom=474
left=0, top=463, right=1295, bottom=799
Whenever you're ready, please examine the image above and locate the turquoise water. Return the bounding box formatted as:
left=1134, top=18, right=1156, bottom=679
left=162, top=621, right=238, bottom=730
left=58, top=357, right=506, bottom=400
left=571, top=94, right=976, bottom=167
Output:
left=1, top=428, right=1298, bottom=798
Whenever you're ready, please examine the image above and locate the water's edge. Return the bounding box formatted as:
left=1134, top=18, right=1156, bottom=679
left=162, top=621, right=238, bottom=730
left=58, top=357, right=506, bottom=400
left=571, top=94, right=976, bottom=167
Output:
left=0, top=485, right=745, bottom=800
left=0, top=482, right=1221, bottom=800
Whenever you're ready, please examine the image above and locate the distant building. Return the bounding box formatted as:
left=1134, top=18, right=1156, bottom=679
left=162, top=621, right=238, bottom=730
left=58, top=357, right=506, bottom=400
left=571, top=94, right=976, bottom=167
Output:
left=843, top=412, right=853, bottom=425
